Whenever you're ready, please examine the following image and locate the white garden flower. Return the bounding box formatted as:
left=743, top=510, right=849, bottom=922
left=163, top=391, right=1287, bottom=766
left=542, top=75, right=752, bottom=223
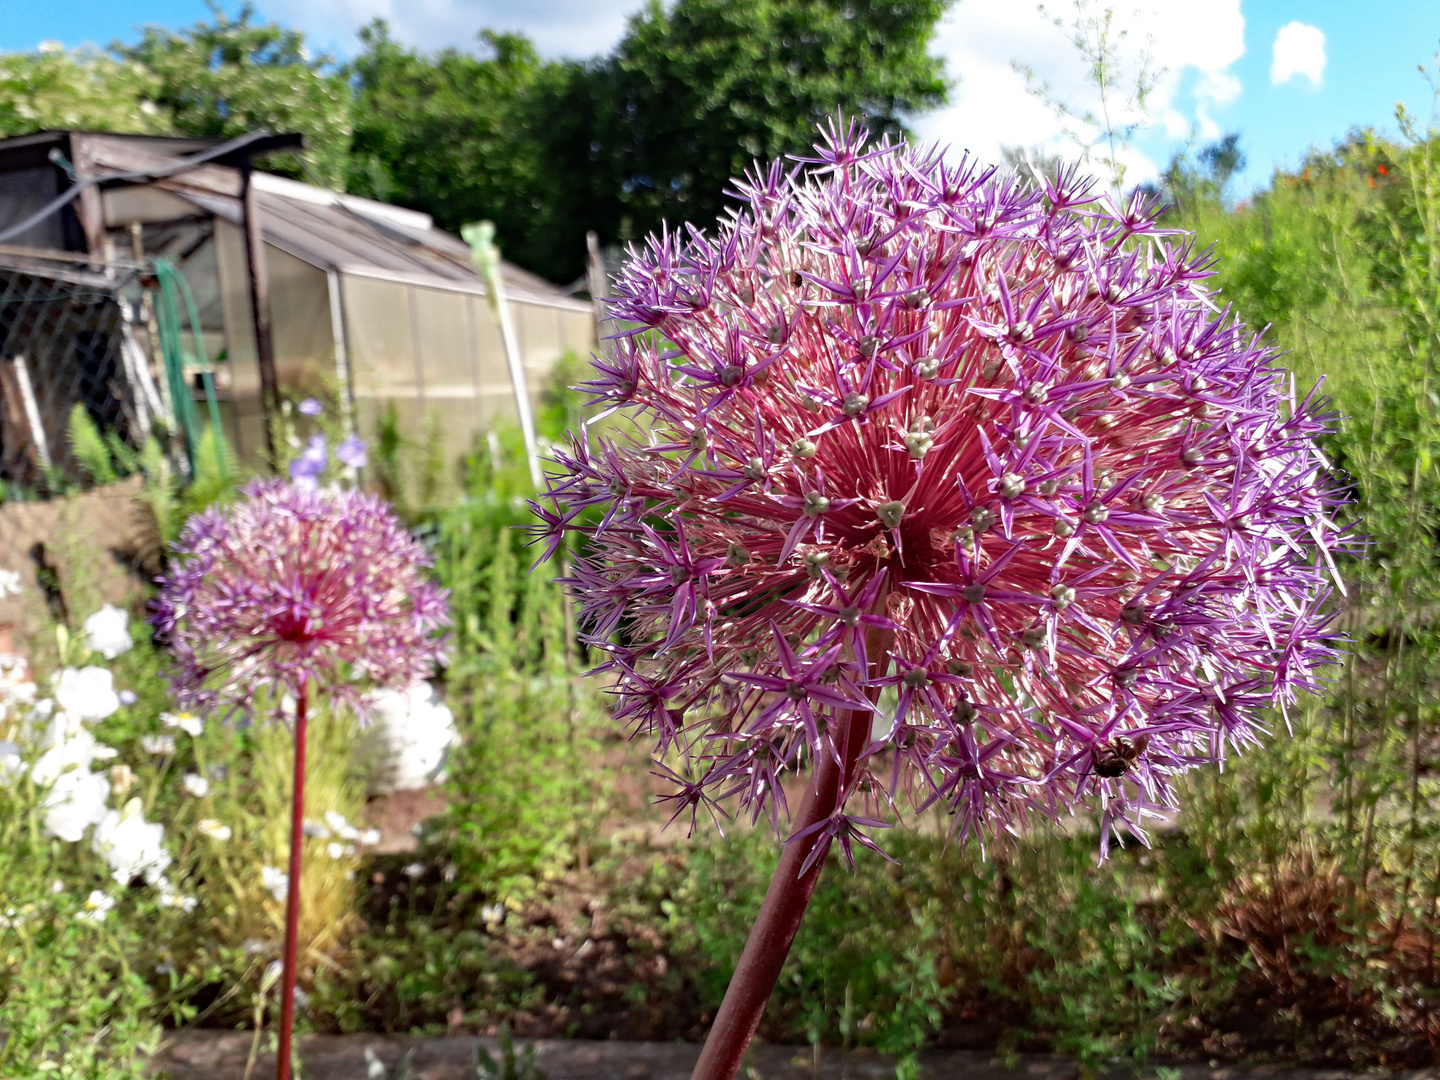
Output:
left=82, top=604, right=133, bottom=660
left=403, top=862, right=425, bottom=879
left=161, top=712, right=204, bottom=738
left=157, top=882, right=197, bottom=912
left=359, top=828, right=381, bottom=846
left=32, top=717, right=114, bottom=844
left=140, top=734, right=176, bottom=756
left=93, top=797, right=172, bottom=885
left=79, top=890, right=115, bottom=923
left=182, top=773, right=209, bottom=798
left=0, top=569, right=22, bottom=596
left=261, top=866, right=289, bottom=903
left=196, top=818, right=232, bottom=842
left=54, top=667, right=120, bottom=722
left=41, top=767, right=111, bottom=842
left=326, top=841, right=345, bottom=860
left=323, top=810, right=360, bottom=842
left=365, top=681, right=457, bottom=793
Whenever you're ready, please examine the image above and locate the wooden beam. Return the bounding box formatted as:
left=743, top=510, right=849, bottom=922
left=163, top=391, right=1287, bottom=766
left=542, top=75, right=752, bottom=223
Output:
left=240, top=161, right=279, bottom=467
left=68, top=134, right=108, bottom=265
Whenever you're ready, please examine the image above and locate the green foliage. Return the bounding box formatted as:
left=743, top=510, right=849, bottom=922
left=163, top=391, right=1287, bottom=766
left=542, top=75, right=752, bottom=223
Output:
left=66, top=404, right=119, bottom=487
left=1165, top=98, right=1440, bottom=903
left=429, top=481, right=603, bottom=905
left=119, top=3, right=353, bottom=188
left=0, top=780, right=162, bottom=1078
left=347, top=27, right=548, bottom=251
left=347, top=0, right=953, bottom=280
left=595, top=0, right=951, bottom=245
left=0, top=45, right=165, bottom=138
left=613, top=830, right=950, bottom=1063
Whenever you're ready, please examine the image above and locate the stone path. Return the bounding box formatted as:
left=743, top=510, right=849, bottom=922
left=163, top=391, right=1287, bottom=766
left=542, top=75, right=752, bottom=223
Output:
left=151, top=1032, right=1440, bottom=1080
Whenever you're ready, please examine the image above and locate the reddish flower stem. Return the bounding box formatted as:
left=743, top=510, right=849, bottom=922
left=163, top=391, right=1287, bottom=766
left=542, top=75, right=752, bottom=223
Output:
left=276, top=679, right=307, bottom=1080
left=691, top=623, right=892, bottom=1080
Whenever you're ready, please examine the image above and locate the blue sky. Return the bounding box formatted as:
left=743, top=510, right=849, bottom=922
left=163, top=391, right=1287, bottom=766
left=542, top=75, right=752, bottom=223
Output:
left=2, top=0, right=1438, bottom=196
left=1190, top=1, right=1440, bottom=192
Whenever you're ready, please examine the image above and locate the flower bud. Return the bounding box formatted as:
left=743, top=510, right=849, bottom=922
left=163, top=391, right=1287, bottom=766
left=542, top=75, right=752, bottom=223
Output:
left=904, top=432, right=933, bottom=459
left=876, top=500, right=906, bottom=529
left=803, top=551, right=831, bottom=579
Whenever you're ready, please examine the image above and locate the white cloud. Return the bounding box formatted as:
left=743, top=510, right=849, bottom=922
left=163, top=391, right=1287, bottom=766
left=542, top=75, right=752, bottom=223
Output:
left=256, top=0, right=641, bottom=60
left=1270, top=21, right=1325, bottom=87
left=913, top=1, right=1246, bottom=188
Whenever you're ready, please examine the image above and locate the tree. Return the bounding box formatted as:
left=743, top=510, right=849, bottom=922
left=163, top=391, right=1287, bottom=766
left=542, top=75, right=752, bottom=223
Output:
left=121, top=3, right=352, bottom=188
left=597, top=0, right=951, bottom=246
left=346, top=24, right=552, bottom=268
left=348, top=0, right=953, bottom=281
left=0, top=45, right=165, bottom=138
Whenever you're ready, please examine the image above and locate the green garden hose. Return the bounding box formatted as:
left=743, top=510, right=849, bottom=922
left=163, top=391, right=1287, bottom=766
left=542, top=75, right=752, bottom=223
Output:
left=152, top=257, right=227, bottom=478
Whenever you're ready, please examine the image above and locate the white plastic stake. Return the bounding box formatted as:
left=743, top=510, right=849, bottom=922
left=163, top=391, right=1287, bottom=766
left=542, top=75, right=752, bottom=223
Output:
left=462, top=221, right=542, bottom=489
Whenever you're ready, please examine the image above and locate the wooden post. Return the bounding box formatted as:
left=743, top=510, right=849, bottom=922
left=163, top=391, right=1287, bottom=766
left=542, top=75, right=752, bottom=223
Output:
left=585, top=230, right=611, bottom=356
left=68, top=135, right=108, bottom=269
left=240, top=161, right=280, bottom=468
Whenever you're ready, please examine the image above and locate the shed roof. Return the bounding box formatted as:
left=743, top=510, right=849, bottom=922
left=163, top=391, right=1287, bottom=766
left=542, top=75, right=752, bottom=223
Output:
left=0, top=130, right=588, bottom=311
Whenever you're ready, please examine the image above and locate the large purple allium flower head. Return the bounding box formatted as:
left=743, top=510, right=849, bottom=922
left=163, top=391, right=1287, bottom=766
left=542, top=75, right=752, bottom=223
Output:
left=534, top=119, right=1352, bottom=858
left=153, top=479, right=450, bottom=717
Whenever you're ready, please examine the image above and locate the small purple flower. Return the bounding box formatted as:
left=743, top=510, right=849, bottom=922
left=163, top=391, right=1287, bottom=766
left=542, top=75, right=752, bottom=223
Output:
left=298, top=398, right=323, bottom=417
left=336, top=435, right=368, bottom=469
left=289, top=434, right=327, bottom=488
left=118, top=689, right=137, bottom=706
left=152, top=480, right=450, bottom=717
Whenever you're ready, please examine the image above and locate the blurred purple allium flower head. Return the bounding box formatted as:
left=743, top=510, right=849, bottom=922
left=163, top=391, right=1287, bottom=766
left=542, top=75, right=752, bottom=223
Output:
left=298, top=398, right=323, bottom=417
left=533, top=119, right=1352, bottom=860
left=153, top=480, right=449, bottom=718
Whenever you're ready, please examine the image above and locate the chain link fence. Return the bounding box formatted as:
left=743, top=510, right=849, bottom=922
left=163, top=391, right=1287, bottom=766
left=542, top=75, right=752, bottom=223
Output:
left=0, top=252, right=168, bottom=490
